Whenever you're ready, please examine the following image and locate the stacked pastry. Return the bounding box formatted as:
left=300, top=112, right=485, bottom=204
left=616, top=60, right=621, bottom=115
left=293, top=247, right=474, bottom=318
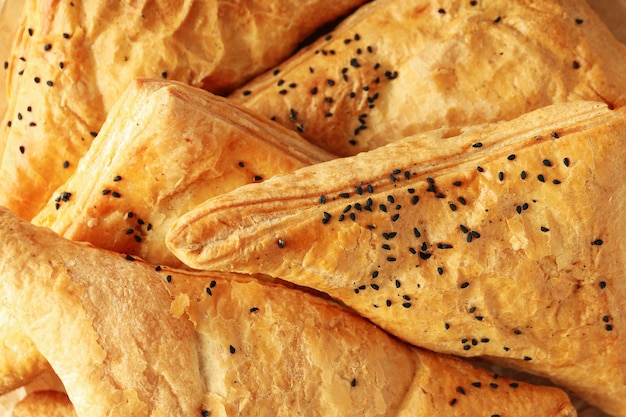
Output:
left=1, top=0, right=626, bottom=416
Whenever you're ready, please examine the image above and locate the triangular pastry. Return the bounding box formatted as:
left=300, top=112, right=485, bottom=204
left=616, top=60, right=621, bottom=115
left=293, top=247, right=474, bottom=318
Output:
left=0, top=0, right=366, bottom=221
left=231, top=0, right=626, bottom=157
left=31, top=78, right=334, bottom=269
left=0, top=206, right=576, bottom=416
left=167, top=100, right=626, bottom=415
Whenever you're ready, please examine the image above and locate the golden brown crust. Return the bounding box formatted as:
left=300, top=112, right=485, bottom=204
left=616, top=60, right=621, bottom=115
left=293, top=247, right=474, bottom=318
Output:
left=11, top=391, right=76, bottom=417
left=31, top=78, right=334, bottom=268
left=167, top=100, right=626, bottom=415
left=0, top=206, right=576, bottom=416
left=0, top=0, right=23, bottom=121
left=0, top=314, right=51, bottom=395
left=0, top=0, right=366, bottom=221
left=231, top=0, right=626, bottom=157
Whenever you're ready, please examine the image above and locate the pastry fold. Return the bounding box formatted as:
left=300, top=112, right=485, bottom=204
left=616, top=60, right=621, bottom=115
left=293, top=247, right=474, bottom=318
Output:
left=231, top=0, right=626, bottom=157
left=32, top=78, right=334, bottom=268
left=167, top=100, right=626, bottom=415
left=11, top=391, right=76, bottom=417
left=0, top=206, right=576, bottom=417
left=0, top=0, right=365, bottom=220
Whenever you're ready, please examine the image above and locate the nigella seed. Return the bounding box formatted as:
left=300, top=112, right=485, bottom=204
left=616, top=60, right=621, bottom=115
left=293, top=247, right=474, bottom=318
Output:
left=402, top=302, right=412, bottom=308
left=551, top=132, right=560, bottom=138
left=125, top=254, right=135, bottom=261
left=472, top=382, right=482, bottom=388
left=250, top=307, right=259, bottom=313
left=460, top=282, right=470, bottom=289
left=102, top=189, right=111, bottom=195
left=372, top=271, right=379, bottom=279
left=600, top=281, right=607, bottom=289
left=469, top=306, right=476, bottom=313
left=472, top=142, right=483, bottom=148
left=543, top=159, right=552, bottom=167
left=498, top=172, right=504, bottom=181
left=371, top=284, right=379, bottom=290
left=355, top=186, right=363, bottom=195
left=541, top=226, right=550, bottom=232
left=367, top=184, right=374, bottom=193
left=457, top=197, right=466, bottom=205
left=490, top=383, right=499, bottom=389
left=126, top=228, right=134, bottom=235
left=242, top=90, right=251, bottom=96
left=379, top=204, right=387, bottom=212
left=319, top=195, right=326, bottom=204
left=411, top=195, right=419, bottom=205
left=437, top=267, right=444, bottom=275
left=606, top=325, right=613, bottom=331
left=134, top=235, right=142, bottom=243
left=573, top=60, right=580, bottom=69
left=111, top=191, right=121, bottom=198
left=19, top=146, right=25, bottom=154
left=507, top=154, right=516, bottom=160
left=438, top=243, right=453, bottom=249
left=521, top=171, right=527, bottom=179
left=523, top=356, right=532, bottom=361
left=603, top=315, right=610, bottom=323
left=322, top=212, right=331, bottom=224
left=339, top=192, right=350, bottom=198
left=387, top=257, right=396, bottom=262
left=537, top=174, right=545, bottom=182
left=343, top=205, right=352, bottom=213
left=449, top=203, right=457, bottom=211
left=592, top=239, right=603, bottom=246
left=459, top=224, right=469, bottom=234
left=563, top=157, right=570, bottom=167
left=413, top=227, right=421, bottom=238
left=230, top=345, right=236, bottom=354
left=277, top=239, right=285, bottom=248
left=327, top=79, right=335, bottom=86
left=166, top=275, right=172, bottom=282
left=514, top=329, right=522, bottom=335
left=63, top=160, right=69, bottom=168
left=44, top=43, right=52, bottom=51
left=477, top=166, right=484, bottom=172
left=419, top=251, right=431, bottom=260
left=391, top=213, right=400, bottom=222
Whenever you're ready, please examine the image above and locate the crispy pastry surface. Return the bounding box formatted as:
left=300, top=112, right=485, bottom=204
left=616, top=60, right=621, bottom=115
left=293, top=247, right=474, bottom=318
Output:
left=0, top=0, right=365, bottom=221
left=0, top=206, right=575, bottom=416
left=231, top=0, right=626, bottom=157
left=168, top=100, right=626, bottom=415
left=11, top=391, right=76, bottom=417
left=32, top=78, right=334, bottom=268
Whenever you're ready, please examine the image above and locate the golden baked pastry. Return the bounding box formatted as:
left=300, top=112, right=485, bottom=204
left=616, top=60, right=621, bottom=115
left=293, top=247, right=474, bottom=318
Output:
left=11, top=391, right=76, bottom=417
left=0, top=0, right=23, bottom=121
left=586, top=0, right=626, bottom=45
left=167, top=100, right=626, bottom=415
left=0, top=313, right=51, bottom=395
left=230, top=0, right=626, bottom=157
left=32, top=78, right=335, bottom=268
left=0, top=0, right=366, bottom=221
left=0, top=206, right=576, bottom=416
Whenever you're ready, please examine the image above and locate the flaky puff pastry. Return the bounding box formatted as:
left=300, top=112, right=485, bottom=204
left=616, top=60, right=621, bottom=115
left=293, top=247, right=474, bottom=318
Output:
left=0, top=206, right=576, bottom=416
left=0, top=0, right=23, bottom=121
left=168, top=101, right=626, bottom=416
left=231, top=0, right=626, bottom=157
left=11, top=391, right=76, bottom=417
left=0, top=0, right=366, bottom=221
left=32, top=78, right=334, bottom=269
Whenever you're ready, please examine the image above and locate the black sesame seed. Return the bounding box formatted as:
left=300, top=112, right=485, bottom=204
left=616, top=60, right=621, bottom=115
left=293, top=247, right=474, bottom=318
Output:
left=46, top=80, right=53, bottom=86
left=437, top=267, right=444, bottom=275
left=322, top=212, right=331, bottom=224
left=463, top=345, right=471, bottom=351
left=481, top=338, right=490, bottom=343
left=44, top=43, right=52, bottom=51
left=102, top=189, right=111, bottom=195
left=551, top=132, right=559, bottom=138
left=523, top=356, right=532, bottom=361
left=229, top=345, right=236, bottom=354
left=379, top=204, right=387, bottom=212
left=543, top=159, right=552, bottom=167
left=494, top=16, right=501, bottom=23
left=113, top=175, right=122, bottom=182
left=490, top=383, right=498, bottom=388
left=477, top=166, right=484, bottom=172
left=277, top=238, right=285, bottom=248
left=438, top=243, right=453, bottom=249
left=382, top=244, right=390, bottom=250
left=541, top=226, right=550, bottom=232
left=279, top=89, right=287, bottom=95
left=319, top=195, right=326, bottom=204
left=402, top=302, right=412, bottom=308
left=59, top=61, right=64, bottom=69
left=592, top=239, right=603, bottom=246
left=438, top=8, right=446, bottom=14
left=372, top=271, right=379, bottom=279
left=472, top=382, right=481, bottom=388
left=573, top=60, right=580, bottom=69
left=456, top=386, right=465, bottom=395
left=563, top=157, right=570, bottom=167
left=419, top=251, right=431, bottom=260
left=520, top=171, right=527, bottom=179
left=460, top=282, right=470, bottom=289
left=134, top=235, right=142, bottom=243
left=387, top=257, right=396, bottom=262
left=475, top=316, right=484, bottom=321
left=125, top=254, right=135, bottom=261
left=537, top=174, right=545, bottom=182
left=202, top=411, right=209, bottom=417
left=339, top=192, right=350, bottom=198
left=90, top=131, right=98, bottom=138
left=126, top=228, right=134, bottom=235
left=514, top=329, right=522, bottom=335
left=600, top=281, right=607, bottom=289
left=449, top=203, right=457, bottom=211
left=327, top=79, right=335, bottom=86
left=63, top=160, right=69, bottom=168
left=254, top=175, right=263, bottom=181
left=459, top=224, right=469, bottom=234
left=469, top=306, right=476, bottom=313
left=111, top=191, right=121, bottom=198
left=350, top=58, right=361, bottom=68
left=498, top=171, right=504, bottom=181
left=19, top=146, right=25, bottom=154
left=603, top=315, right=610, bottom=323
left=391, top=213, right=400, bottom=222
left=606, top=325, right=613, bottom=331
